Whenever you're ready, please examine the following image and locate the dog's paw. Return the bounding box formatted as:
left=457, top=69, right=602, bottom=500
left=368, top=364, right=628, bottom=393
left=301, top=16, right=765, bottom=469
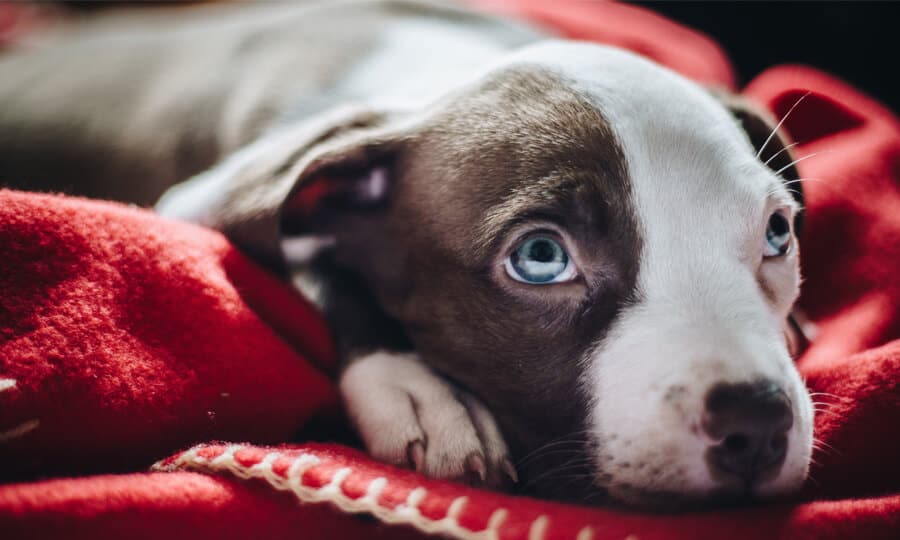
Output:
left=339, top=351, right=516, bottom=488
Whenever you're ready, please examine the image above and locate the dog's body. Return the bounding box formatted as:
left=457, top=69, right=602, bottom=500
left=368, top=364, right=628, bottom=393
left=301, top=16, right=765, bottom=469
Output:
left=0, top=0, right=539, bottom=205
left=0, top=0, right=813, bottom=508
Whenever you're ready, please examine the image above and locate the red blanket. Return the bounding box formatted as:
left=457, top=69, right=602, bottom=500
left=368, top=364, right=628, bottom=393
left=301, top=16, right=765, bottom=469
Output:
left=1, top=2, right=898, bottom=539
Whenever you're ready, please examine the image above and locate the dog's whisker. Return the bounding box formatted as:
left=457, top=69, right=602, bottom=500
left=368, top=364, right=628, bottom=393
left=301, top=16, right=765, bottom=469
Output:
left=811, top=404, right=840, bottom=412
left=521, top=456, right=594, bottom=489
left=516, top=440, right=584, bottom=465
left=757, top=91, right=812, bottom=159
left=517, top=447, right=587, bottom=467
left=765, top=177, right=824, bottom=200
left=811, top=401, right=840, bottom=410
left=812, top=437, right=840, bottom=456
left=515, top=431, right=592, bottom=466
left=811, top=399, right=845, bottom=417
left=517, top=452, right=590, bottom=470
left=781, top=177, right=824, bottom=188
left=811, top=400, right=841, bottom=409
left=773, top=151, right=832, bottom=177
left=533, top=462, right=596, bottom=480
left=806, top=472, right=821, bottom=488
left=763, top=140, right=803, bottom=166
left=808, top=391, right=843, bottom=400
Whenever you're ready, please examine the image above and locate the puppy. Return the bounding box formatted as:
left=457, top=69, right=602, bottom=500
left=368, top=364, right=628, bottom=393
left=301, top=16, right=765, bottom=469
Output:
left=0, top=0, right=812, bottom=508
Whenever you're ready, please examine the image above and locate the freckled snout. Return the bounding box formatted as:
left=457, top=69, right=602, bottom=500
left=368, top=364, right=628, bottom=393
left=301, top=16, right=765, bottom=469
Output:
left=703, top=380, right=793, bottom=487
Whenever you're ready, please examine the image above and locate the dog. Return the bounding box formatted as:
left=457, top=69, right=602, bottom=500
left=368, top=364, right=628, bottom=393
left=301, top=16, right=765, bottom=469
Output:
left=0, top=0, right=813, bottom=508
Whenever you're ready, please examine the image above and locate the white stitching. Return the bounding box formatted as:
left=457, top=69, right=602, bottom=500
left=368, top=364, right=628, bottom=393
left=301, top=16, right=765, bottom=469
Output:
left=485, top=508, right=508, bottom=540
left=0, top=379, right=16, bottom=393
left=321, top=467, right=352, bottom=498
left=445, top=495, right=468, bottom=521
left=0, top=419, right=39, bottom=443
left=528, top=514, right=550, bottom=540
left=395, top=486, right=427, bottom=521
left=249, top=451, right=279, bottom=475
left=157, top=445, right=596, bottom=540
left=362, top=476, right=387, bottom=504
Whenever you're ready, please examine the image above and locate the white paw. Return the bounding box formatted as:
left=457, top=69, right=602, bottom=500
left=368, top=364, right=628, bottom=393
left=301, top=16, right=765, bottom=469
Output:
left=339, top=351, right=516, bottom=487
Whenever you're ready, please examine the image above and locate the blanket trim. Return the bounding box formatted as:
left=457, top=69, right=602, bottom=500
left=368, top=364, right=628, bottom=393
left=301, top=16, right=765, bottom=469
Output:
left=154, top=444, right=614, bottom=540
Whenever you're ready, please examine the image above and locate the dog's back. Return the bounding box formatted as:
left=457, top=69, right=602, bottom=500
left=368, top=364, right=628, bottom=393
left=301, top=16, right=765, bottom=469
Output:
left=0, top=0, right=541, bottom=204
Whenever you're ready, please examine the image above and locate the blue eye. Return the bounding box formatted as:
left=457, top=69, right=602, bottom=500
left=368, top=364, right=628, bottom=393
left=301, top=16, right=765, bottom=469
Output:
left=505, top=236, right=574, bottom=284
left=764, top=212, right=792, bottom=257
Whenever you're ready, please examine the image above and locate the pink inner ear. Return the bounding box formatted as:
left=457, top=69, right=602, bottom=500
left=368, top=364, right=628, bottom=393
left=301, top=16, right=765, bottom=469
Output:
left=283, top=167, right=391, bottom=223
left=774, top=90, right=865, bottom=144
left=284, top=177, right=339, bottom=220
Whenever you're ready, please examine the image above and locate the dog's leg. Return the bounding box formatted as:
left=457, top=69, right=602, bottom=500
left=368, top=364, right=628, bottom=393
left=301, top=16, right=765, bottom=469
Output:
left=339, top=350, right=515, bottom=487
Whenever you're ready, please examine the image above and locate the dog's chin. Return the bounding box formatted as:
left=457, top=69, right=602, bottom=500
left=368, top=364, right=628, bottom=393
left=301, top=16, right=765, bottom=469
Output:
left=602, top=486, right=745, bottom=513
left=517, top=464, right=806, bottom=512
left=598, top=475, right=806, bottom=513
left=519, top=474, right=735, bottom=511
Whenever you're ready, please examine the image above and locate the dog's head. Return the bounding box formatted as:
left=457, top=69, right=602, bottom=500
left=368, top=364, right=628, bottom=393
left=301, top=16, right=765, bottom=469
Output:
left=158, top=41, right=813, bottom=508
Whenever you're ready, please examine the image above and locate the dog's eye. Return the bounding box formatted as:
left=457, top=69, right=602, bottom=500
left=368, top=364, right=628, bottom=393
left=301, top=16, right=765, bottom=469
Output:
left=764, top=212, right=792, bottom=257
left=505, top=237, right=575, bottom=284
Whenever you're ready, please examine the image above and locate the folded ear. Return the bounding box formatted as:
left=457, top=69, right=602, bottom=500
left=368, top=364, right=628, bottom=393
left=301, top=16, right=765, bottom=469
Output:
left=156, top=105, right=412, bottom=274
left=711, top=90, right=804, bottom=234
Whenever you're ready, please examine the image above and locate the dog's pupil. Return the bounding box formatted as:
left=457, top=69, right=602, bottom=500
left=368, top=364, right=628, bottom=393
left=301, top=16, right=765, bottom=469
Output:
left=529, top=240, right=556, bottom=262
left=770, top=213, right=789, bottom=236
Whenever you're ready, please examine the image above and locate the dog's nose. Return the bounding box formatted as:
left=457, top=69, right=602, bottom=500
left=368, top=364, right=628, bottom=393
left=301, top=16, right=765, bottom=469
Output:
left=703, top=380, right=793, bottom=484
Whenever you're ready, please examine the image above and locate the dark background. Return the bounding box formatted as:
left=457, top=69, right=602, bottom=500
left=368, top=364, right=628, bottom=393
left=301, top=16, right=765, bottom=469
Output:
left=635, top=1, right=900, bottom=113
left=63, top=1, right=900, bottom=113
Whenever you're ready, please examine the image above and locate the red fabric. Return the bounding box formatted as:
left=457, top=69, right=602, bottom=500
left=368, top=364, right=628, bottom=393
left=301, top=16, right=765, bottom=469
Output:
left=1, top=1, right=899, bottom=539
left=469, top=0, right=736, bottom=88
left=0, top=191, right=339, bottom=479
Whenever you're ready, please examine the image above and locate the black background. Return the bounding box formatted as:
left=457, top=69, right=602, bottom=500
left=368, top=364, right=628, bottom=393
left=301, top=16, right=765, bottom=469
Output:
left=66, top=1, right=900, bottom=113
left=635, top=1, right=900, bottom=113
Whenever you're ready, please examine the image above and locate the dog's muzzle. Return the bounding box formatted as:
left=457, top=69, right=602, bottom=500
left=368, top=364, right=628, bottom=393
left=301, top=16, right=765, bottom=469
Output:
left=702, top=379, right=793, bottom=489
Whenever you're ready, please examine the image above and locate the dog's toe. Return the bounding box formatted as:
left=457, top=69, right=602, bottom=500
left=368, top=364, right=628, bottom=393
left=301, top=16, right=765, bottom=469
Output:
left=339, top=352, right=427, bottom=468
left=339, top=350, right=516, bottom=488
left=458, top=389, right=517, bottom=487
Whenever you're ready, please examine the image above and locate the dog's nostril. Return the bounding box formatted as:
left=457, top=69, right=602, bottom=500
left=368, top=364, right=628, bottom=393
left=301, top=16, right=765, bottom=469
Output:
left=703, top=380, right=793, bottom=484
left=723, top=433, right=750, bottom=454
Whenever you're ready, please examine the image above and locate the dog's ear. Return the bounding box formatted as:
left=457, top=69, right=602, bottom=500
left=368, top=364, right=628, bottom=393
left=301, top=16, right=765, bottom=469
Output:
left=711, top=90, right=804, bottom=234
left=710, top=90, right=812, bottom=351
left=156, top=104, right=414, bottom=274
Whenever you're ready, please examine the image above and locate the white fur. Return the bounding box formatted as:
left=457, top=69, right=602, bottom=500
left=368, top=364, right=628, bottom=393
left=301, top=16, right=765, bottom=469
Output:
left=508, top=42, right=813, bottom=498
left=340, top=351, right=512, bottom=483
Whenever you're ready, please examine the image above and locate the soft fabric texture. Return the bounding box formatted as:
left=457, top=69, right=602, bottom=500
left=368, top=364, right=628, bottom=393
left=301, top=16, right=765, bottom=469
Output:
left=0, top=191, right=339, bottom=480
left=1, top=1, right=898, bottom=539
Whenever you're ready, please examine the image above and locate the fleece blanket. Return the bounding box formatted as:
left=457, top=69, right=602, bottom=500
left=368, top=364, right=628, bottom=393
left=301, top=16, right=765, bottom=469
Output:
left=1, top=1, right=898, bottom=539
